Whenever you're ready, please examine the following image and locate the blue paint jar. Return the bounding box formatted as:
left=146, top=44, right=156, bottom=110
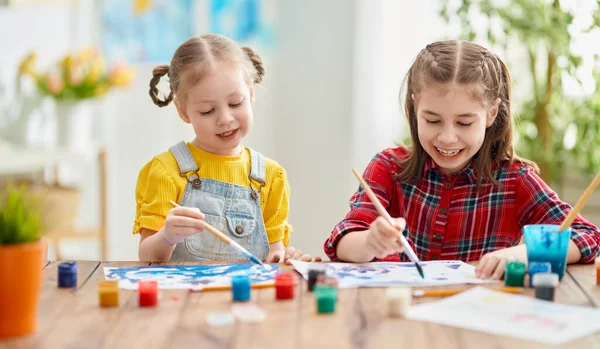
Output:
left=58, top=261, right=78, bottom=288
left=528, top=261, right=551, bottom=287
left=231, top=275, right=251, bottom=302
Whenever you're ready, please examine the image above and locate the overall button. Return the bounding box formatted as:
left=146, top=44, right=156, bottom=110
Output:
left=440, top=208, right=447, bottom=214
left=445, top=183, right=452, bottom=189
left=236, top=225, right=244, bottom=234
left=435, top=233, right=443, bottom=240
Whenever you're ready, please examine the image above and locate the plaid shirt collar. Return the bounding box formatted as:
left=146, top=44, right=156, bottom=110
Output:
left=423, top=155, right=477, bottom=184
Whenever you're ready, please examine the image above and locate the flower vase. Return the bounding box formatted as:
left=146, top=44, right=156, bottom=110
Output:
left=54, top=100, right=95, bottom=151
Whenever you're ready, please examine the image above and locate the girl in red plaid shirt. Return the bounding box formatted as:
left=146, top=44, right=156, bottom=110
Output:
left=325, top=40, right=600, bottom=280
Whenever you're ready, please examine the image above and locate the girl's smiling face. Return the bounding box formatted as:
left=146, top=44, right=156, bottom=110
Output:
left=415, top=84, right=499, bottom=175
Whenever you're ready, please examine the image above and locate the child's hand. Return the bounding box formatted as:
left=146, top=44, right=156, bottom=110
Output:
left=475, top=251, right=518, bottom=280
left=264, top=242, right=323, bottom=264
left=158, top=206, right=206, bottom=246
left=366, top=216, right=406, bottom=259
left=283, top=246, right=322, bottom=264
left=265, top=240, right=286, bottom=263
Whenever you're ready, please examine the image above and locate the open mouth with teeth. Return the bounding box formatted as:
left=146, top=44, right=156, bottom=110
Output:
left=217, top=128, right=239, bottom=139
left=436, top=147, right=462, bottom=157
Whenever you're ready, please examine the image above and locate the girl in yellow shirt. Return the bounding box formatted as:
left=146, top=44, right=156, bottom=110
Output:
left=134, top=34, right=316, bottom=263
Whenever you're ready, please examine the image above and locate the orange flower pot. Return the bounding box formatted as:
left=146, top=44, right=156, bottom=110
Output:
left=0, top=239, right=45, bottom=338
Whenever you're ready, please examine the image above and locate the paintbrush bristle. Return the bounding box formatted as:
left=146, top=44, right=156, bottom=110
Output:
left=416, top=263, right=425, bottom=279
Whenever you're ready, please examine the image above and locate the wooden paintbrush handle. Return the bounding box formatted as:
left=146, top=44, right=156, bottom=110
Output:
left=559, top=172, right=600, bottom=231
left=204, top=224, right=232, bottom=244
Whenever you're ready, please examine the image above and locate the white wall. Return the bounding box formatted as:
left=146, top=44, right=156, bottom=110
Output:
left=1, top=0, right=451, bottom=260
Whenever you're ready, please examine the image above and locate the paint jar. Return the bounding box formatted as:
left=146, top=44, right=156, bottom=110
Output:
left=504, top=261, right=526, bottom=287
left=316, top=274, right=339, bottom=288
left=231, top=275, right=251, bottom=302
left=523, top=224, right=570, bottom=279
left=386, top=288, right=412, bottom=318
left=138, top=280, right=159, bottom=307
left=307, top=264, right=327, bottom=292
left=532, top=272, right=559, bottom=302
left=274, top=272, right=295, bottom=300
left=314, top=285, right=337, bottom=314
left=528, top=261, right=552, bottom=287
left=98, top=280, right=119, bottom=307
left=58, top=261, right=77, bottom=288
left=596, top=257, right=600, bottom=285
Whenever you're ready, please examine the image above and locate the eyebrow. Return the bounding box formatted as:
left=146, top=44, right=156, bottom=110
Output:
left=194, top=90, right=243, bottom=104
left=422, top=109, right=477, bottom=117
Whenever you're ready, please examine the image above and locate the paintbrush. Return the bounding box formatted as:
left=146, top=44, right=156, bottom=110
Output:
left=351, top=168, right=425, bottom=279
left=558, top=172, right=600, bottom=232
left=169, top=200, right=271, bottom=271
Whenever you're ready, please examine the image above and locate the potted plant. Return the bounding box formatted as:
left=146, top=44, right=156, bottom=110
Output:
left=0, top=185, right=45, bottom=338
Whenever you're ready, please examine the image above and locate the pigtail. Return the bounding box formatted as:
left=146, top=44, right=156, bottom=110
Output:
left=242, top=47, right=265, bottom=84
left=149, top=65, right=174, bottom=107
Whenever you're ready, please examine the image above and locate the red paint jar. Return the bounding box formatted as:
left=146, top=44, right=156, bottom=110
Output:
left=275, top=272, right=295, bottom=300
left=138, top=280, right=159, bottom=307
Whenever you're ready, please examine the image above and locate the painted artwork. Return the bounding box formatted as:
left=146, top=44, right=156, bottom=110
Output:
left=104, top=263, right=280, bottom=290
left=101, top=0, right=194, bottom=64
left=407, top=287, right=600, bottom=344
left=290, top=260, right=489, bottom=288
left=210, top=0, right=274, bottom=48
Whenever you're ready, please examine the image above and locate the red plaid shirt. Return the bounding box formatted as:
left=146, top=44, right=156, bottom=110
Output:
left=324, top=146, right=600, bottom=263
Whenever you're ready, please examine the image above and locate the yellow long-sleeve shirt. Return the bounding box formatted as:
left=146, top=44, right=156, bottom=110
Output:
left=133, top=142, right=291, bottom=246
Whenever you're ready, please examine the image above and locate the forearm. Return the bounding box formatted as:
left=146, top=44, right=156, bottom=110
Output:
left=496, top=240, right=581, bottom=264
left=138, top=228, right=176, bottom=261
left=336, top=230, right=375, bottom=263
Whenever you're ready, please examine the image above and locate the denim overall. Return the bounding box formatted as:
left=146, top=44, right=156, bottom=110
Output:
left=168, top=142, right=269, bottom=261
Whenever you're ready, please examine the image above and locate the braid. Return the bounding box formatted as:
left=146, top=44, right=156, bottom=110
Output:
left=149, top=65, right=174, bottom=107
left=242, top=47, right=265, bottom=84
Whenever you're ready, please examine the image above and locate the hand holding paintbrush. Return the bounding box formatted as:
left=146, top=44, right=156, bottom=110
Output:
left=351, top=169, right=425, bottom=278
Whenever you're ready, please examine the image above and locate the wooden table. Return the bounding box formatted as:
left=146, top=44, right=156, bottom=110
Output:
left=1, top=261, right=600, bottom=349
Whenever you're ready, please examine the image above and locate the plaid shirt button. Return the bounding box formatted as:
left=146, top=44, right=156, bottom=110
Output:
left=435, top=233, right=442, bottom=240
left=440, top=208, right=447, bottom=214
left=445, top=183, right=451, bottom=189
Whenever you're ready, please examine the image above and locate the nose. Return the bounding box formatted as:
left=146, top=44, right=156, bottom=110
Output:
left=437, top=127, right=458, bottom=145
left=216, top=110, right=235, bottom=127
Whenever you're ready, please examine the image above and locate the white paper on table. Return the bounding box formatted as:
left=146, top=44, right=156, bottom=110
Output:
left=407, top=286, right=600, bottom=344
left=290, top=260, right=490, bottom=288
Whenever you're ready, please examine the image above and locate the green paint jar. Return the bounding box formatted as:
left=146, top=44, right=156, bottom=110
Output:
left=315, top=285, right=337, bottom=314
left=505, top=261, right=526, bottom=287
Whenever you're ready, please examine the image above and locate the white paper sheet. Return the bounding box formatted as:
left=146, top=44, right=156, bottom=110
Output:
left=407, top=287, right=600, bottom=344
left=290, top=260, right=490, bottom=288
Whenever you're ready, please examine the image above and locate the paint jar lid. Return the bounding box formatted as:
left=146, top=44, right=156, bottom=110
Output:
left=386, top=287, right=412, bottom=301
left=231, top=275, right=251, bottom=286
left=138, top=280, right=158, bottom=291
left=58, top=261, right=77, bottom=273
left=532, top=272, right=559, bottom=287
left=506, top=261, right=526, bottom=273
left=98, top=280, right=119, bottom=289
left=274, top=272, right=295, bottom=286
left=314, top=285, right=337, bottom=299
left=528, top=261, right=552, bottom=273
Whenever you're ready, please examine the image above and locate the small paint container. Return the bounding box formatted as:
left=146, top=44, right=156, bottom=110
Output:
left=504, top=261, right=526, bottom=287
left=314, top=285, right=337, bottom=314
left=595, top=257, right=600, bottom=285
left=307, top=265, right=327, bottom=292
left=532, top=272, right=559, bottom=301
left=274, top=272, right=295, bottom=300
left=386, top=288, right=412, bottom=318
left=138, top=280, right=159, bottom=307
left=231, top=275, right=251, bottom=302
left=528, top=261, right=552, bottom=287
left=316, top=274, right=339, bottom=287
left=58, top=261, right=78, bottom=288
left=98, top=280, right=119, bottom=307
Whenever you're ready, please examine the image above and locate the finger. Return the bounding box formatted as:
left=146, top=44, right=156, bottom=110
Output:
left=314, top=256, right=323, bottom=262
left=292, top=250, right=304, bottom=260
left=491, top=259, right=506, bottom=280
left=168, top=216, right=206, bottom=230
left=170, top=206, right=205, bottom=220
left=393, top=217, right=406, bottom=231
left=298, top=254, right=313, bottom=262
left=284, top=246, right=296, bottom=260
left=270, top=255, right=281, bottom=263
left=479, top=256, right=500, bottom=279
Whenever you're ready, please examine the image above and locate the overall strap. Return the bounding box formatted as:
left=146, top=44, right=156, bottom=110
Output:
left=248, top=148, right=266, bottom=184
left=168, top=141, right=199, bottom=175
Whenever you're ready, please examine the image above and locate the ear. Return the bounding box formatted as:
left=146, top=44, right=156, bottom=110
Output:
left=174, top=98, right=191, bottom=124
left=249, top=86, right=255, bottom=103
left=487, top=98, right=501, bottom=128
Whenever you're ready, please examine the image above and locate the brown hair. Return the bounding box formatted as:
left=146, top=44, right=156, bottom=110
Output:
left=149, top=34, right=265, bottom=107
left=396, top=40, right=537, bottom=188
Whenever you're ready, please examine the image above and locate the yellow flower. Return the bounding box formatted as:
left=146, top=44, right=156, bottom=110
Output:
left=108, top=63, right=135, bottom=87
left=85, top=56, right=105, bottom=84
left=134, top=0, right=151, bottom=14
left=18, top=52, right=38, bottom=79
left=94, top=84, right=109, bottom=97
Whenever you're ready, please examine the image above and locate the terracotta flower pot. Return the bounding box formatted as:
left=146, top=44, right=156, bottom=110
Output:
left=0, top=239, right=45, bottom=338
